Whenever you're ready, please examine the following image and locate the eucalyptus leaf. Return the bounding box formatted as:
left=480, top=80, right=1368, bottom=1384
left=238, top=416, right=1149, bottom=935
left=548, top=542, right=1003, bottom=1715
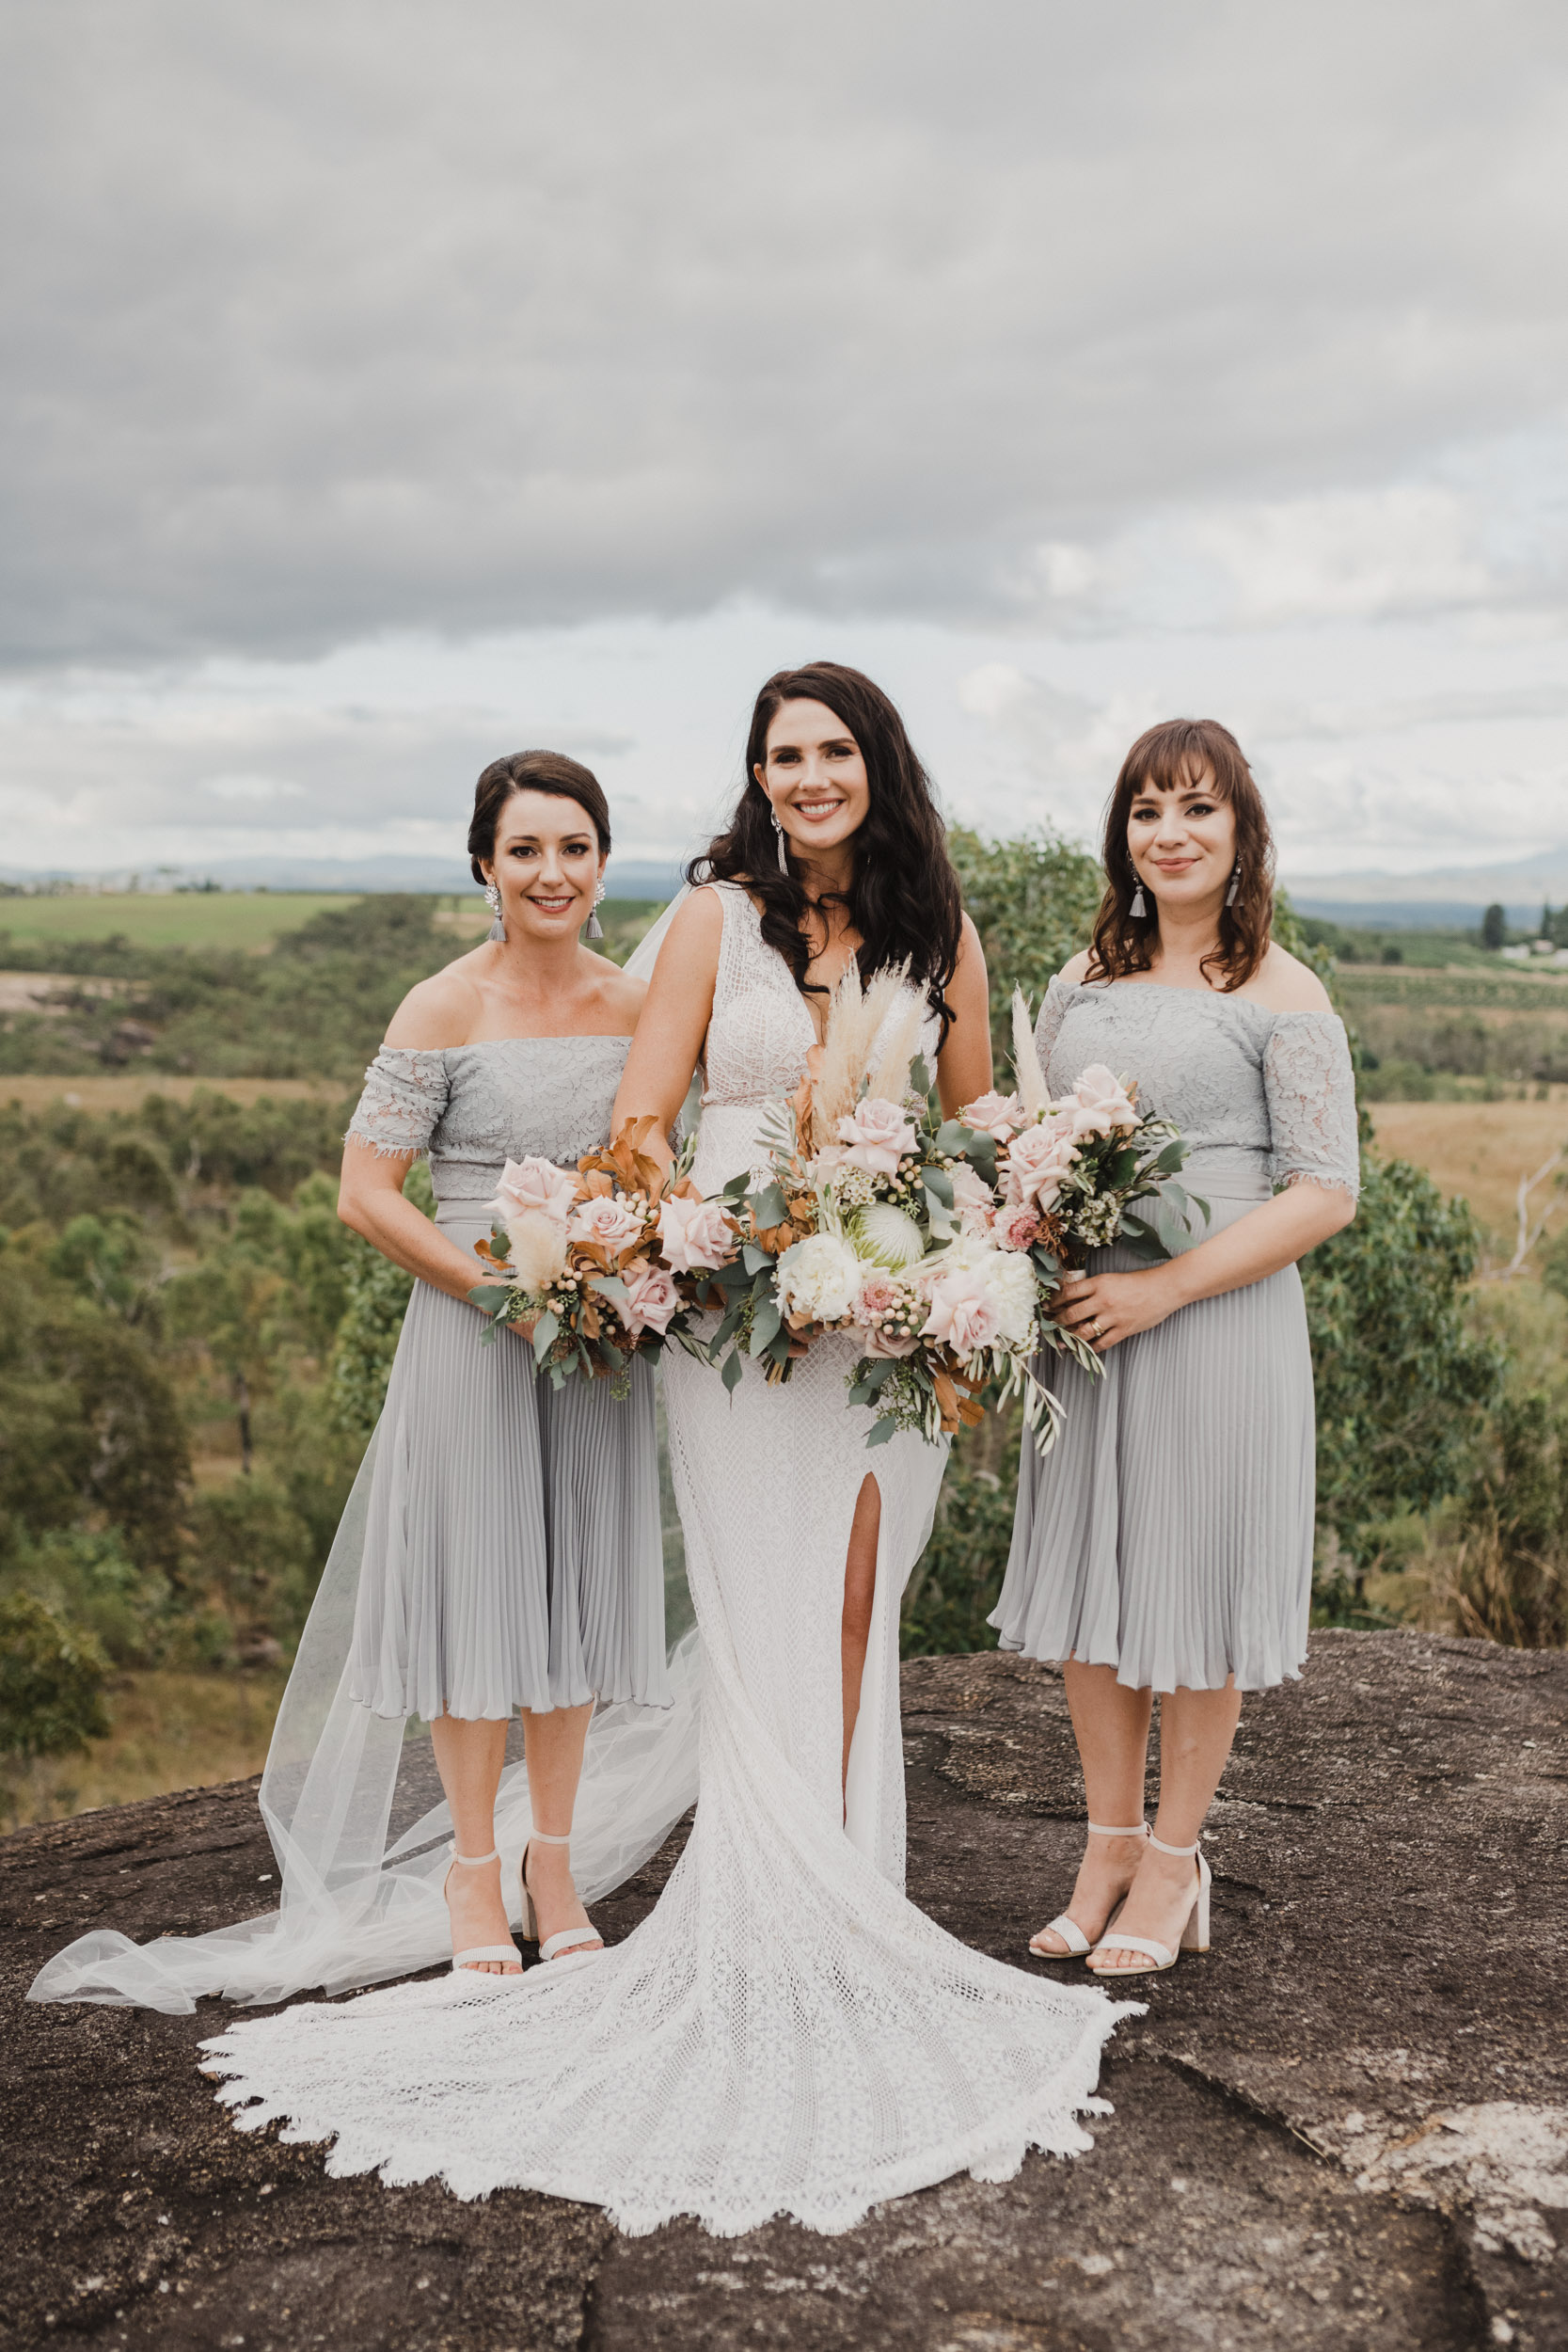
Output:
left=721, top=1347, right=745, bottom=1393
left=748, top=1182, right=788, bottom=1228
left=921, top=1164, right=955, bottom=1209
left=531, top=1311, right=560, bottom=1365
left=750, top=1299, right=783, bottom=1356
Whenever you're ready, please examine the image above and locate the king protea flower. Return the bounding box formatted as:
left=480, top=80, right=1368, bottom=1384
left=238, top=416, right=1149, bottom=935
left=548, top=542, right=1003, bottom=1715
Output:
left=848, top=1201, right=926, bottom=1270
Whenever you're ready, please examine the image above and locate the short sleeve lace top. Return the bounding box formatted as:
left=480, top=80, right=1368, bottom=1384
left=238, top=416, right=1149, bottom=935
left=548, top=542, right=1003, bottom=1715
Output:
left=1036, top=977, right=1360, bottom=1200
left=343, top=1037, right=635, bottom=1213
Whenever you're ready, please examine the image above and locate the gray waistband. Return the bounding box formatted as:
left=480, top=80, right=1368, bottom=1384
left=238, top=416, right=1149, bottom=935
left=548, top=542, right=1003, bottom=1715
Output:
left=436, top=1200, right=498, bottom=1230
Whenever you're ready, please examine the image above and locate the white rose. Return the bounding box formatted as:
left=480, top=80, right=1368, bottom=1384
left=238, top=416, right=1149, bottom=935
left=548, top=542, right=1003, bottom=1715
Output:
left=776, top=1232, right=863, bottom=1324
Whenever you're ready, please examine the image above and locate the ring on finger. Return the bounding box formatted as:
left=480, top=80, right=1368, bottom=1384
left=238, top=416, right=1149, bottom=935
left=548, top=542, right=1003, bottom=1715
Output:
left=1089, top=1316, right=1104, bottom=1339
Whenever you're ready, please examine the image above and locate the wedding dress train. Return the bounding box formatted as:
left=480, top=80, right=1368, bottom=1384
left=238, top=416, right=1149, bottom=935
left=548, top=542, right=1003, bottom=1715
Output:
left=192, top=883, right=1133, bottom=2235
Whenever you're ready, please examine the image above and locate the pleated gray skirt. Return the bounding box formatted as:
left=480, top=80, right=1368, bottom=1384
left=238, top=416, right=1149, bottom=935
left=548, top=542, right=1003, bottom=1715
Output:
left=990, top=1192, right=1315, bottom=1693
left=345, top=1219, right=669, bottom=1723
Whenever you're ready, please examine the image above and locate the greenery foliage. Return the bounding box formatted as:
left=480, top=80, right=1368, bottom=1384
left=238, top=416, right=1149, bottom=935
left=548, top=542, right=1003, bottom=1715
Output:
left=947, top=827, right=1105, bottom=1071
left=0, top=860, right=1561, bottom=1817
left=1306, top=1157, right=1503, bottom=1587
left=0, top=896, right=462, bottom=1084
left=0, top=1589, right=109, bottom=1761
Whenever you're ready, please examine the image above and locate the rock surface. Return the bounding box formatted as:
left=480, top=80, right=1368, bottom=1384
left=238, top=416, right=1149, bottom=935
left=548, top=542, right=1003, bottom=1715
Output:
left=2, top=1629, right=1565, bottom=2352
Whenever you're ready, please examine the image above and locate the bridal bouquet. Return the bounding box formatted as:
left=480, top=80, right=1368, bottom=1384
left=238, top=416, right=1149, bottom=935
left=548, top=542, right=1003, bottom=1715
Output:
left=467, top=1118, right=736, bottom=1386
left=698, top=973, right=1199, bottom=1454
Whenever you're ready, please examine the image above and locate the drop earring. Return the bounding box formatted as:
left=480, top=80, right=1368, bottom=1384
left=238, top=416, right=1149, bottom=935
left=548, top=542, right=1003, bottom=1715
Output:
left=585, top=879, right=606, bottom=942
left=1226, top=861, right=1241, bottom=909
left=1129, top=878, right=1148, bottom=920
left=772, top=810, right=789, bottom=875
left=483, top=880, right=505, bottom=943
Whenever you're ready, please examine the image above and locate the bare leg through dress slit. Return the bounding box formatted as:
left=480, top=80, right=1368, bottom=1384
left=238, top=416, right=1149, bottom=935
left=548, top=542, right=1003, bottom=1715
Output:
left=840, top=1473, right=881, bottom=1802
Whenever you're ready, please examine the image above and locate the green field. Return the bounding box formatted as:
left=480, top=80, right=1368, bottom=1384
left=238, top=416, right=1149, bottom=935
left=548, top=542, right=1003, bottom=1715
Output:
left=0, top=890, right=664, bottom=955
left=0, top=890, right=361, bottom=950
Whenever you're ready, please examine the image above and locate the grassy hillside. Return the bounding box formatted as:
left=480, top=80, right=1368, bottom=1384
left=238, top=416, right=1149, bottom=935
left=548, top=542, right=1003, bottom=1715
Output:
left=0, top=891, right=361, bottom=951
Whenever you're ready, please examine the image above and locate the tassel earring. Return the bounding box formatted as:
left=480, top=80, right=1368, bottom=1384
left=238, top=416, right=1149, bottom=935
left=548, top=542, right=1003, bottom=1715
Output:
left=483, top=880, right=505, bottom=943
left=1226, top=861, right=1241, bottom=909
left=585, top=879, right=606, bottom=942
left=772, top=811, right=789, bottom=874
left=1129, top=880, right=1148, bottom=920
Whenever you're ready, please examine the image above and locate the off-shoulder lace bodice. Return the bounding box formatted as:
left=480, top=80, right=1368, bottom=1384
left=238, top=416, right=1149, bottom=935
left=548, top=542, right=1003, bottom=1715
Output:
left=345, top=1037, right=634, bottom=1211
left=1036, top=978, right=1359, bottom=1200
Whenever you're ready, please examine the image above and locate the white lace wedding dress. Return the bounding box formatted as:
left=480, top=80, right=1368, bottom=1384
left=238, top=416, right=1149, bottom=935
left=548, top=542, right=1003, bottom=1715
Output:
left=198, top=884, right=1132, bottom=2237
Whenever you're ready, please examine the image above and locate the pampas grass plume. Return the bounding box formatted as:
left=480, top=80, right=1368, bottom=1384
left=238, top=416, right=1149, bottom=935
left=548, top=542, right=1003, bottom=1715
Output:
left=811, top=964, right=908, bottom=1144
left=506, top=1209, right=570, bottom=1295
left=1011, top=989, right=1049, bottom=1116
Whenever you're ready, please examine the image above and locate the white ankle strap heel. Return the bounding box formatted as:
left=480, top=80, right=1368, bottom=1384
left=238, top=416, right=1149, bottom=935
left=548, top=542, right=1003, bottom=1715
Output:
left=521, top=1832, right=604, bottom=1963
left=1027, top=1820, right=1149, bottom=1960
left=1088, top=1833, right=1212, bottom=1976
left=443, top=1846, right=521, bottom=1974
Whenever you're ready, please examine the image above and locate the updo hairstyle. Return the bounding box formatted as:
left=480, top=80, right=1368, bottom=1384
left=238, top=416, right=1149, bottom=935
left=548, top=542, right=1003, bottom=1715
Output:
left=467, top=750, right=611, bottom=883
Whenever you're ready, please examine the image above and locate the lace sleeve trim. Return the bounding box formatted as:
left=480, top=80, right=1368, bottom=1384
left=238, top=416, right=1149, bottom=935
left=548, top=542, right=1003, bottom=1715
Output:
left=344, top=1047, right=451, bottom=1159
left=1263, top=1014, right=1360, bottom=1200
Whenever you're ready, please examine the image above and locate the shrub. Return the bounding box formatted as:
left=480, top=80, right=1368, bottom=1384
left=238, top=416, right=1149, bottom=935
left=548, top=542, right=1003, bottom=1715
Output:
left=0, top=1590, right=109, bottom=1760
left=901, top=1415, right=1020, bottom=1659
left=1306, top=1156, right=1504, bottom=1600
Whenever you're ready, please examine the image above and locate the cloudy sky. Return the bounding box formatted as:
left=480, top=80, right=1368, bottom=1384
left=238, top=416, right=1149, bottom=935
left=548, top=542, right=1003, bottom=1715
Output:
left=3, top=1, right=1566, bottom=886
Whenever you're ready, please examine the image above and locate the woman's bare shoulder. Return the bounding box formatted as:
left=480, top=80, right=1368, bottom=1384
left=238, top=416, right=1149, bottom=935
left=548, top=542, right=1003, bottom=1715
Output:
left=659, top=885, right=727, bottom=957
left=384, top=959, right=485, bottom=1049
left=1057, top=948, right=1094, bottom=985
left=592, top=958, right=649, bottom=1024
left=1243, top=943, right=1335, bottom=1016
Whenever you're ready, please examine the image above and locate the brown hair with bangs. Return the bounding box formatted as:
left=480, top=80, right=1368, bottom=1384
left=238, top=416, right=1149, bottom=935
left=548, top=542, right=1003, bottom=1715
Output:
left=1086, top=718, right=1275, bottom=993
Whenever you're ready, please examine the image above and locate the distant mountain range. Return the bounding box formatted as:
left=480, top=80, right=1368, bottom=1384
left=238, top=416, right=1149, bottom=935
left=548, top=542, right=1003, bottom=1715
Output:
left=6, top=843, right=1565, bottom=932
left=1287, top=845, right=1568, bottom=929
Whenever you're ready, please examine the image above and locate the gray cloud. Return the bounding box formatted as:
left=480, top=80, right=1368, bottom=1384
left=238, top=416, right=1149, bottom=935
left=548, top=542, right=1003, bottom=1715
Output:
left=3, top=1, right=1568, bottom=669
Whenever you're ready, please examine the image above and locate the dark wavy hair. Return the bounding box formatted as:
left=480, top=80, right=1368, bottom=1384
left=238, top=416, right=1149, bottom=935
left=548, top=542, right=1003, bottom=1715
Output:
left=689, top=661, right=963, bottom=1035
left=1087, top=718, right=1275, bottom=993
left=467, top=749, right=610, bottom=883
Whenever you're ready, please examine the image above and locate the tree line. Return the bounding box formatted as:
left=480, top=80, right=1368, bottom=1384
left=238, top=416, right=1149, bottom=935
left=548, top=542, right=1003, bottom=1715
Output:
left=2, top=853, right=1563, bottom=1811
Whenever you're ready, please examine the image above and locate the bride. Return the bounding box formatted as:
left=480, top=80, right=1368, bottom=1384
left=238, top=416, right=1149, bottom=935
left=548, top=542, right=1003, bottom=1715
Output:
left=171, top=664, right=1133, bottom=2236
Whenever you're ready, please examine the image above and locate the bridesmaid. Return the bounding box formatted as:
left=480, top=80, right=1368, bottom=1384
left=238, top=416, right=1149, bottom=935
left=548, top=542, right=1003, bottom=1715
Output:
left=338, top=749, right=667, bottom=1972
left=990, top=719, right=1358, bottom=1978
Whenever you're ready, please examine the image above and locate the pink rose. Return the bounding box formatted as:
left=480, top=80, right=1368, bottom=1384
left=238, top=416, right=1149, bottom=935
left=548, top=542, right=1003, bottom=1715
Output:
left=1005, top=1116, right=1077, bottom=1209
left=621, top=1260, right=679, bottom=1337
left=864, top=1323, right=920, bottom=1359
left=921, top=1265, right=1001, bottom=1358
left=995, top=1201, right=1042, bottom=1251
left=960, top=1089, right=1023, bottom=1142
left=1067, top=1063, right=1138, bottom=1138
left=569, top=1195, right=646, bottom=1250
left=836, top=1095, right=917, bottom=1176
left=657, top=1193, right=737, bottom=1273
left=491, top=1154, right=578, bottom=1226
left=947, top=1160, right=997, bottom=1235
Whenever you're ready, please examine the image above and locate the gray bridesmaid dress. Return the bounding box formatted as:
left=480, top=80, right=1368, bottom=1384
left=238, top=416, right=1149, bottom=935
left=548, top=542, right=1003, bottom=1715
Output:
left=341, top=1038, right=669, bottom=1722
left=990, top=978, right=1360, bottom=1693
